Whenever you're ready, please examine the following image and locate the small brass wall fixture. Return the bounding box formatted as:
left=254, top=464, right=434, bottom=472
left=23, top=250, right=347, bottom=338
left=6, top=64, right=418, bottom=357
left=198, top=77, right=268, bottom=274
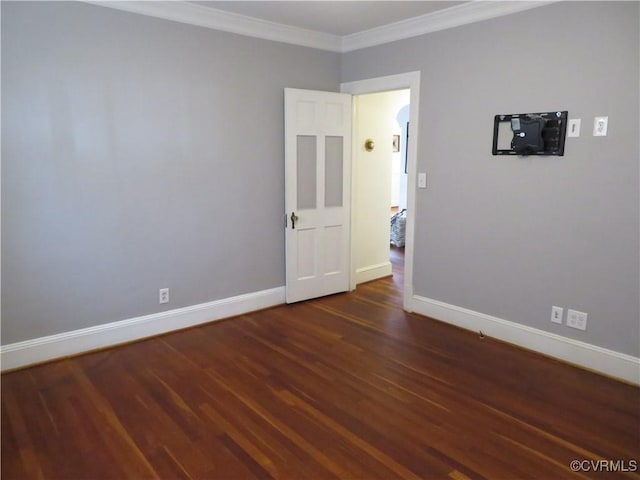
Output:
left=364, top=139, right=375, bottom=152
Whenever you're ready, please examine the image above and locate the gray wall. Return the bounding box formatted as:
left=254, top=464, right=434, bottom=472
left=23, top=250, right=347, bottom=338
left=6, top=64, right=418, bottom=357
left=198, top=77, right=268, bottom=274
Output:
left=3, top=1, right=639, bottom=358
left=2, top=1, right=340, bottom=343
left=343, top=1, right=639, bottom=356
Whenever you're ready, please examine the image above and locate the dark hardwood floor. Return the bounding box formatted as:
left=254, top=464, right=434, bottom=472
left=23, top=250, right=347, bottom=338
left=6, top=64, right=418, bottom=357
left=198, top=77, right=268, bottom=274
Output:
left=2, top=252, right=639, bottom=479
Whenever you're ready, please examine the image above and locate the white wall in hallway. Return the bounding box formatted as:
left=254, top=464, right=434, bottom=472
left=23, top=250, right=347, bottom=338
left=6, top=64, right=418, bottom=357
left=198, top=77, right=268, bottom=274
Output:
left=353, top=89, right=409, bottom=284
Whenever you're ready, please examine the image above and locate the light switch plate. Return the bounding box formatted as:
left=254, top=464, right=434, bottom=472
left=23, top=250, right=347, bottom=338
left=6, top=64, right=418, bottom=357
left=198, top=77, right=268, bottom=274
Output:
left=418, top=172, right=427, bottom=189
left=593, top=116, right=608, bottom=136
left=567, top=119, right=581, bottom=137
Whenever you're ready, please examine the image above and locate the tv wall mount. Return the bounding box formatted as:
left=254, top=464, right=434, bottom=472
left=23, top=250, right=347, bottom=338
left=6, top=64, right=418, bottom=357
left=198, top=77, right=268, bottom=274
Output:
left=492, top=111, right=568, bottom=156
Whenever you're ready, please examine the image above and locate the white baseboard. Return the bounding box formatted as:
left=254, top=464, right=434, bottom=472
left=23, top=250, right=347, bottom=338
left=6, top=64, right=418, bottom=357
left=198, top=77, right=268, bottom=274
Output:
left=356, top=261, right=392, bottom=284
left=1, top=287, right=286, bottom=371
left=411, top=295, right=640, bottom=385
left=5, top=288, right=637, bottom=385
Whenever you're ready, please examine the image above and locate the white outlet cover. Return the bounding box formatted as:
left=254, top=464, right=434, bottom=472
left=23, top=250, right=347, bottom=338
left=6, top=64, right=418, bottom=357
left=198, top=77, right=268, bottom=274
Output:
left=593, top=116, right=608, bottom=136
left=551, top=306, right=563, bottom=324
left=159, top=288, right=169, bottom=304
left=567, top=309, right=587, bottom=331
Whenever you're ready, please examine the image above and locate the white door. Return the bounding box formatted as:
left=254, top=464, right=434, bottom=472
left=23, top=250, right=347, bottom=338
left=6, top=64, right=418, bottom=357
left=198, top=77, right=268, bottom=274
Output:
left=284, top=88, right=352, bottom=303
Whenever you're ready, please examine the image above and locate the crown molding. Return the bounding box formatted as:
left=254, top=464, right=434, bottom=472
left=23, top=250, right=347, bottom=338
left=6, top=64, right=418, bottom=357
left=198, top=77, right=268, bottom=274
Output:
left=84, top=1, right=557, bottom=54
left=84, top=1, right=343, bottom=52
left=341, top=1, right=558, bottom=52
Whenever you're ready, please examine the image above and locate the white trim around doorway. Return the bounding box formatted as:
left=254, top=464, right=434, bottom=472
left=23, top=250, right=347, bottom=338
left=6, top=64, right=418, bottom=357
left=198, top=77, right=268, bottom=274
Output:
left=341, top=71, right=420, bottom=312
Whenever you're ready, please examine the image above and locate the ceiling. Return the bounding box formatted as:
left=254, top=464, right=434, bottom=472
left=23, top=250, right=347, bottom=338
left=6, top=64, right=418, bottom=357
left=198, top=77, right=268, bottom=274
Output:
left=191, top=1, right=467, bottom=36
left=88, top=1, right=552, bottom=52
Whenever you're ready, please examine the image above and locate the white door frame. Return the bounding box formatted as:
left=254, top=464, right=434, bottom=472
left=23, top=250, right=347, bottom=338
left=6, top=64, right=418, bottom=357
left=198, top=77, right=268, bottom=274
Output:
left=341, top=71, right=420, bottom=312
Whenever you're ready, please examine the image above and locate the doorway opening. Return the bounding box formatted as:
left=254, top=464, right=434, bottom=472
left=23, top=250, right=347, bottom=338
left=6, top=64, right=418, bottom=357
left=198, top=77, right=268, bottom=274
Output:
left=390, top=99, right=410, bottom=289
left=351, top=88, right=409, bottom=292
left=341, top=71, right=420, bottom=311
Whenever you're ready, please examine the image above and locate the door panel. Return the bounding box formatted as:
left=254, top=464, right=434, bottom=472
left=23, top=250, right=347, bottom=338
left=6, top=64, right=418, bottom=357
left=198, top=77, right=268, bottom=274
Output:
left=324, top=136, right=344, bottom=207
left=285, top=88, right=351, bottom=303
left=323, top=225, right=343, bottom=274
left=296, top=135, right=317, bottom=209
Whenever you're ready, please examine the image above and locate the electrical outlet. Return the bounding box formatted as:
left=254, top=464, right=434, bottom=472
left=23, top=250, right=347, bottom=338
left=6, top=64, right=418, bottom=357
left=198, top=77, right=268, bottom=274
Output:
left=551, top=306, right=563, bottom=324
left=566, top=309, right=587, bottom=331
left=593, top=116, right=608, bottom=136
left=159, top=288, right=169, bottom=304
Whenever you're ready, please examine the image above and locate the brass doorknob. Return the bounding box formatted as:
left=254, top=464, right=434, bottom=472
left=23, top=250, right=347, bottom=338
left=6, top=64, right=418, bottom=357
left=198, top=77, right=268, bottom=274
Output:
left=364, top=139, right=375, bottom=152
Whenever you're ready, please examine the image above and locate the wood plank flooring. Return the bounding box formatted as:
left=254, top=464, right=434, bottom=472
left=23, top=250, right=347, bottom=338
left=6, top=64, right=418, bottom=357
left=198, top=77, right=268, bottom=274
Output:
left=3, top=250, right=639, bottom=479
